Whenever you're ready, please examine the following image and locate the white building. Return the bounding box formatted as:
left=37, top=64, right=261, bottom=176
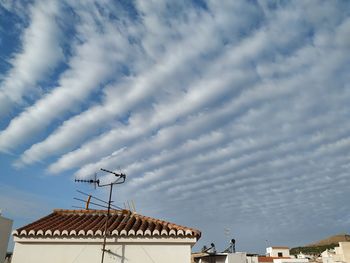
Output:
left=296, top=252, right=313, bottom=259
left=194, top=247, right=309, bottom=263
left=12, top=209, right=200, bottom=263
left=273, top=258, right=309, bottom=263
left=322, top=242, right=350, bottom=263
left=266, top=247, right=291, bottom=258
left=259, top=247, right=308, bottom=263
left=194, top=252, right=258, bottom=263
left=0, top=212, right=13, bottom=263
left=322, top=249, right=336, bottom=263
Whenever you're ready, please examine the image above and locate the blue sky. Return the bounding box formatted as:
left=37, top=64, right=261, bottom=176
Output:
left=1, top=0, right=350, bottom=253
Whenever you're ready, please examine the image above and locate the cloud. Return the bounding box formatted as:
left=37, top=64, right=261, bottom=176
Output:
left=0, top=0, right=141, bottom=153
left=0, top=0, right=31, bottom=19
left=47, top=28, right=345, bottom=175
left=1, top=0, right=350, bottom=252
left=68, top=1, right=350, bottom=250
left=17, top=0, right=278, bottom=168
left=0, top=0, right=63, bottom=116
left=14, top=2, right=224, bottom=163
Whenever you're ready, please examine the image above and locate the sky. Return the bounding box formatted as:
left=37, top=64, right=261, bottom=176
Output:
left=0, top=0, right=350, bottom=254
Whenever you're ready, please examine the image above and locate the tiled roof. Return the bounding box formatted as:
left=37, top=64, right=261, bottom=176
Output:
left=13, top=209, right=201, bottom=239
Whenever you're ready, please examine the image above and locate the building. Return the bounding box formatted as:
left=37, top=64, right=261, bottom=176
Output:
left=296, top=252, right=313, bottom=260
left=0, top=212, right=13, bottom=263
left=272, top=258, right=310, bottom=263
left=193, top=252, right=258, bottom=263
left=193, top=246, right=309, bottom=263
left=258, top=256, right=306, bottom=263
left=259, top=247, right=309, bottom=263
left=12, top=209, right=201, bottom=263
left=321, top=242, right=350, bottom=263
left=322, top=248, right=337, bottom=263
left=266, top=247, right=291, bottom=258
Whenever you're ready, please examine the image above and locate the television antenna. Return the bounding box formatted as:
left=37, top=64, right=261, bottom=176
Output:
left=223, top=238, right=236, bottom=253
left=75, top=168, right=126, bottom=263
left=74, top=190, right=123, bottom=210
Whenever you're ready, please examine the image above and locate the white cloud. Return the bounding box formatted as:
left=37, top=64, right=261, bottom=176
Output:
left=0, top=0, right=30, bottom=19
left=16, top=1, right=263, bottom=166
left=1, top=0, right=350, bottom=252
left=0, top=1, right=140, bottom=153
left=0, top=0, right=63, bottom=116
left=18, top=0, right=314, bottom=169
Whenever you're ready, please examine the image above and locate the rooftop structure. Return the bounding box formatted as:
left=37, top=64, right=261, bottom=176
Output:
left=267, top=247, right=291, bottom=258
left=13, top=209, right=200, bottom=238
left=321, top=242, right=350, bottom=263
left=12, top=209, right=201, bottom=263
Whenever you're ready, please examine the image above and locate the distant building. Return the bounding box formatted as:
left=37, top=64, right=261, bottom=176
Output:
left=296, top=252, right=313, bottom=259
left=259, top=247, right=309, bottom=263
left=258, top=256, right=308, bottom=263
left=273, top=258, right=310, bottom=263
left=193, top=246, right=309, bottom=263
left=0, top=212, right=13, bottom=263
left=266, top=247, right=291, bottom=258
left=321, top=242, right=350, bottom=263
left=322, top=249, right=336, bottom=263
left=193, top=252, right=258, bottom=263
left=12, top=209, right=201, bottom=263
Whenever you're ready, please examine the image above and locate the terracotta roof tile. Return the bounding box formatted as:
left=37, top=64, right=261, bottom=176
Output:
left=13, top=209, right=201, bottom=239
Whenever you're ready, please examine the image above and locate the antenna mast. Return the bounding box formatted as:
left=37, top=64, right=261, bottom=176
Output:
left=75, top=168, right=126, bottom=263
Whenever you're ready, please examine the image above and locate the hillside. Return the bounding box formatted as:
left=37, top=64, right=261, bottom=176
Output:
left=290, top=233, right=350, bottom=255
left=306, top=233, right=350, bottom=247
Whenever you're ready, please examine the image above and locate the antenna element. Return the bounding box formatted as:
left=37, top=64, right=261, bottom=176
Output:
left=74, top=168, right=127, bottom=263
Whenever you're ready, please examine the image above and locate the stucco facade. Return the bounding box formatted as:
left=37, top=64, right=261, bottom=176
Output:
left=194, top=252, right=259, bottom=263
left=0, top=215, right=13, bottom=263
left=12, top=209, right=200, bottom=263
left=266, top=247, right=290, bottom=258
left=273, top=259, right=309, bottom=263
left=322, top=242, right=350, bottom=263
left=12, top=236, right=196, bottom=263
left=335, top=242, right=350, bottom=263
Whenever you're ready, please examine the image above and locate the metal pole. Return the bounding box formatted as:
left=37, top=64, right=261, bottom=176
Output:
left=101, top=183, right=113, bottom=263
left=75, top=168, right=126, bottom=263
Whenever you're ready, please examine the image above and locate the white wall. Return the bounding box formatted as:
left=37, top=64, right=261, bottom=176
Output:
left=321, top=256, right=334, bottom=263
left=266, top=247, right=290, bottom=257
left=247, top=255, right=259, bottom=263
left=296, top=253, right=312, bottom=259
left=198, top=252, right=252, bottom=263
left=321, top=249, right=335, bottom=263
left=12, top=237, right=196, bottom=263
left=0, top=216, right=13, bottom=263
left=227, top=252, right=247, bottom=263
left=338, top=242, right=350, bottom=263
left=198, top=255, right=227, bottom=263
left=273, top=258, right=309, bottom=263
left=326, top=242, right=350, bottom=263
